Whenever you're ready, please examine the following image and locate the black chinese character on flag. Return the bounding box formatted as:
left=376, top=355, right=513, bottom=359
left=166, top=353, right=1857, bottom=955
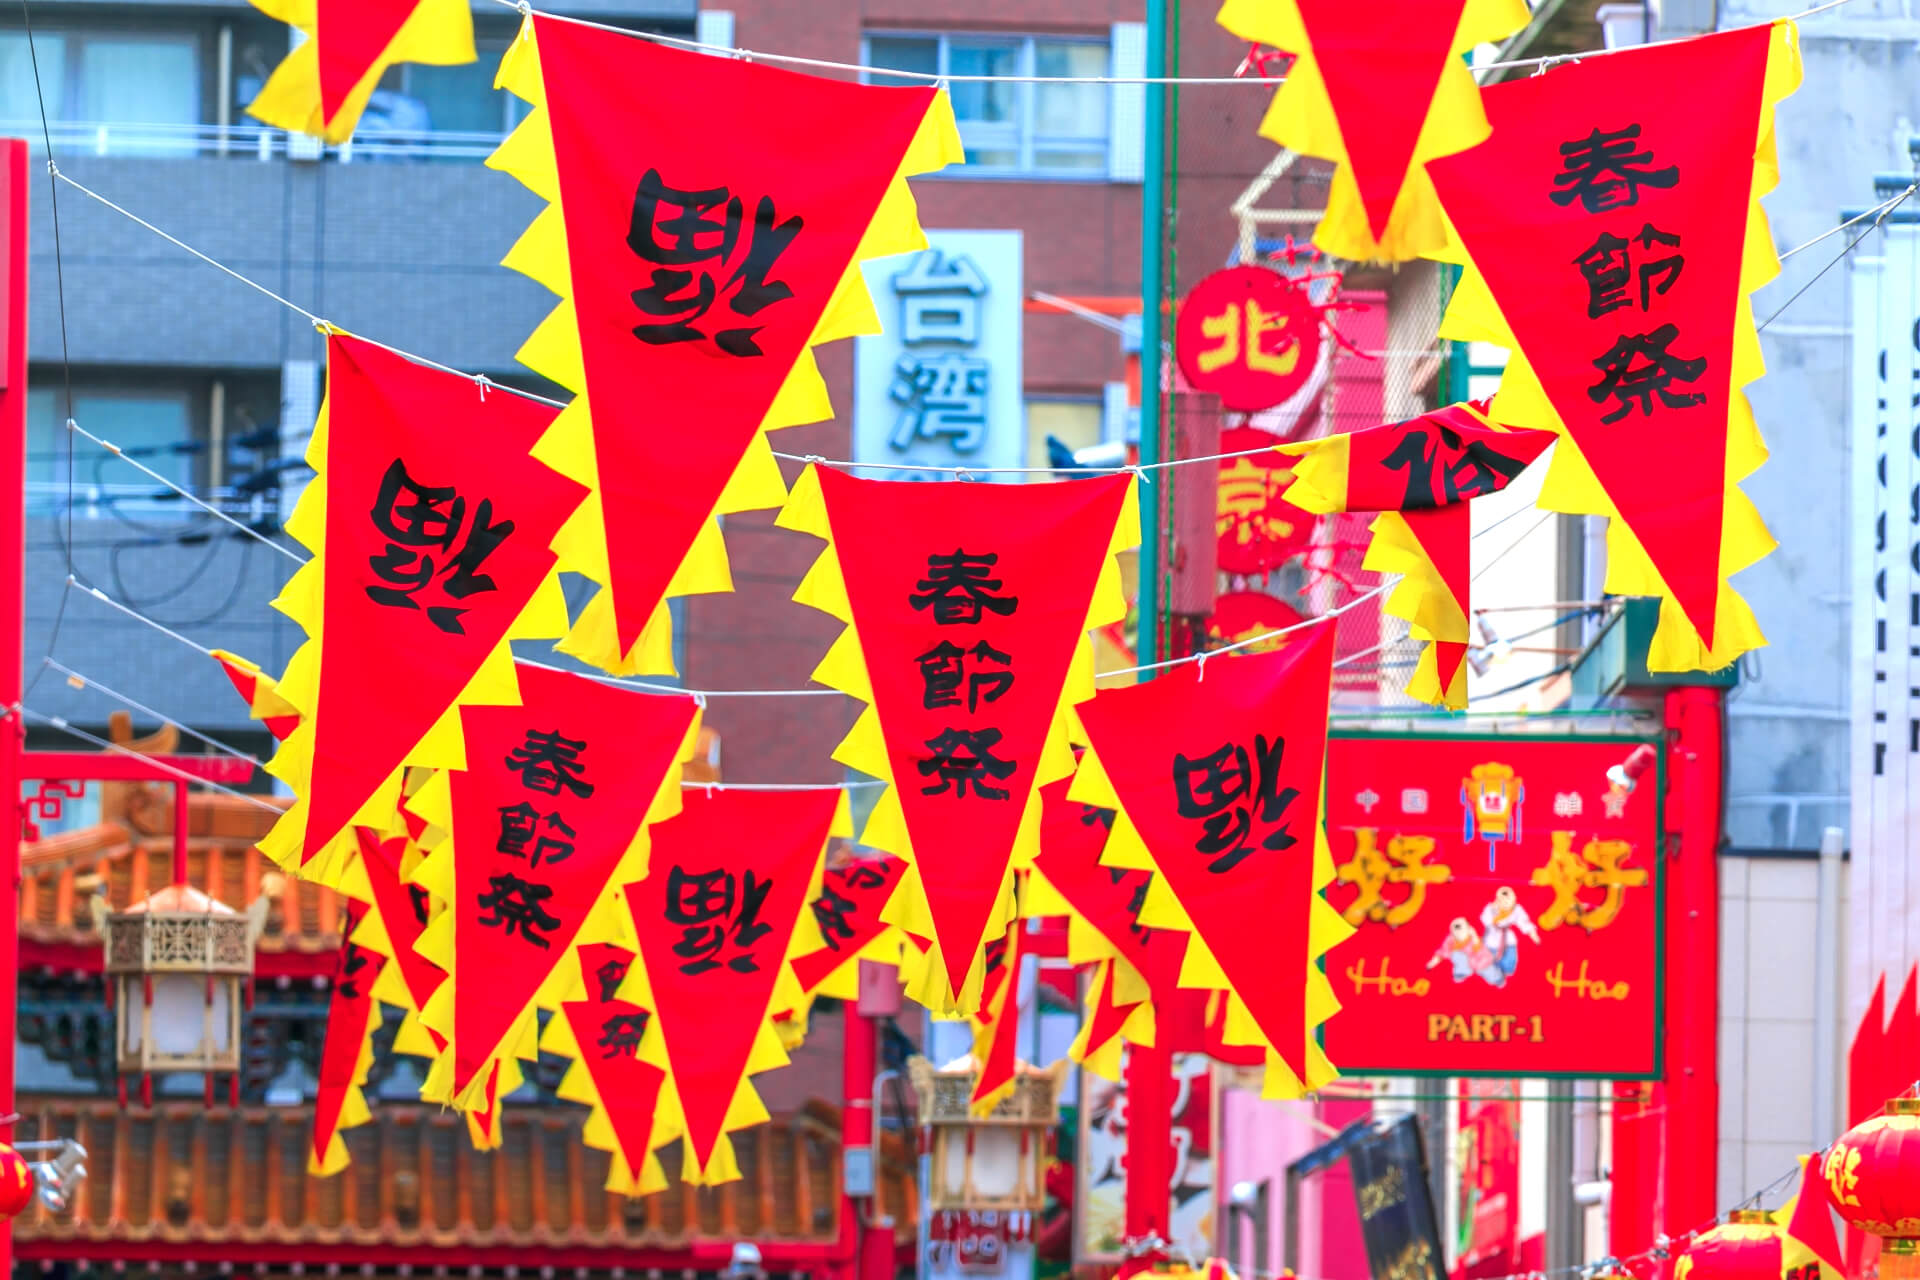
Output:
left=1380, top=426, right=1532, bottom=510
left=335, top=908, right=369, bottom=1000
left=597, top=1011, right=650, bottom=1059
left=915, top=639, right=1016, bottom=711
left=1171, top=735, right=1301, bottom=874
left=664, top=866, right=775, bottom=975
left=627, top=169, right=803, bottom=357
left=475, top=872, right=563, bottom=948
left=504, top=729, right=595, bottom=799
left=1106, top=867, right=1150, bottom=942
left=1571, top=224, right=1685, bottom=320
left=811, top=884, right=860, bottom=952
left=919, top=726, right=1018, bottom=800
left=594, top=956, right=631, bottom=1003
left=495, top=801, right=578, bottom=867
left=1586, top=323, right=1708, bottom=423
left=1549, top=125, right=1679, bottom=214
left=364, top=459, right=515, bottom=635
left=406, top=883, right=433, bottom=927
left=908, top=550, right=1020, bottom=624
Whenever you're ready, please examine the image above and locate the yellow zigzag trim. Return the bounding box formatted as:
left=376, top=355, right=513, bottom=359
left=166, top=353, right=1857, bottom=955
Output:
left=1429, top=21, right=1801, bottom=672
left=1024, top=865, right=1155, bottom=1061
left=244, top=0, right=475, bottom=143
left=487, top=20, right=963, bottom=674
left=1067, top=742, right=1354, bottom=1099
left=1216, top=0, right=1529, bottom=262
left=411, top=707, right=704, bottom=1114
left=776, top=465, right=1141, bottom=1016
left=610, top=793, right=851, bottom=1185
left=256, top=354, right=576, bottom=891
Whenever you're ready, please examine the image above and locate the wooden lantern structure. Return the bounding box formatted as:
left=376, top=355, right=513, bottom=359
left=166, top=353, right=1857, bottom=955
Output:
left=96, top=885, right=267, bottom=1102
left=908, top=1056, right=1064, bottom=1212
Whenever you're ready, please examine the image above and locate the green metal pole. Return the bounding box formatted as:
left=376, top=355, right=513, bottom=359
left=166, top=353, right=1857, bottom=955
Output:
left=1136, top=0, right=1168, bottom=674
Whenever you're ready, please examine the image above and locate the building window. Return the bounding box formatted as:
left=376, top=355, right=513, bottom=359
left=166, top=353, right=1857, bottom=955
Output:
left=27, top=384, right=197, bottom=517
left=0, top=29, right=201, bottom=153
left=358, top=45, right=528, bottom=147
left=864, top=33, right=1109, bottom=178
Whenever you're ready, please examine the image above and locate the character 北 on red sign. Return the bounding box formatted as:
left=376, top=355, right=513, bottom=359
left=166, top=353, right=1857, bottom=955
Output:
left=488, top=16, right=961, bottom=675
left=1425, top=24, right=1801, bottom=673
left=1176, top=268, right=1326, bottom=413
left=1321, top=736, right=1662, bottom=1078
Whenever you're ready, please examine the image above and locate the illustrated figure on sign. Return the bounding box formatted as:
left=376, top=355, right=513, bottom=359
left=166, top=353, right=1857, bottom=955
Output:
left=1478, top=886, right=1541, bottom=985
left=1427, top=917, right=1501, bottom=986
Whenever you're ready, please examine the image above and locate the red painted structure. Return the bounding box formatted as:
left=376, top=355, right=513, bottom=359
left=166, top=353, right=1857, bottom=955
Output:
left=0, top=136, right=29, bottom=1280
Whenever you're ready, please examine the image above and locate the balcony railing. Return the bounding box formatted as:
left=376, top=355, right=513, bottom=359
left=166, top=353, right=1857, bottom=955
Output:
left=0, top=118, right=510, bottom=163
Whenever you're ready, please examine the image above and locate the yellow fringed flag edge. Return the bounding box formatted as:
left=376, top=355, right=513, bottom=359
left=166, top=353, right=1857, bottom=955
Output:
left=1426, top=20, right=1802, bottom=673
left=1215, top=0, right=1530, bottom=262
left=776, top=464, right=1141, bottom=1017
left=487, top=21, right=965, bottom=675
left=307, top=900, right=387, bottom=1176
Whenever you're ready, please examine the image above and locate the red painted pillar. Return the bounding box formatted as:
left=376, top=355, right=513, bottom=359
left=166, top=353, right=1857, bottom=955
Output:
left=842, top=996, right=879, bottom=1280
left=1119, top=944, right=1176, bottom=1278
left=1657, top=688, right=1724, bottom=1265
left=0, top=137, right=31, bottom=1280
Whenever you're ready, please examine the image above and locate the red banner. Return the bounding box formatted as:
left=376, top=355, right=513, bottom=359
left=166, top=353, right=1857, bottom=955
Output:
left=628, top=788, right=837, bottom=1179
left=311, top=901, right=385, bottom=1173
left=435, top=662, right=698, bottom=1104
left=1321, top=734, right=1662, bottom=1076
left=1216, top=426, right=1314, bottom=576
left=789, top=854, right=907, bottom=996
left=1176, top=268, right=1322, bottom=412
left=275, top=333, right=586, bottom=874
left=1458, top=1081, right=1520, bottom=1271
left=558, top=942, right=670, bottom=1189
left=355, top=826, right=447, bottom=1044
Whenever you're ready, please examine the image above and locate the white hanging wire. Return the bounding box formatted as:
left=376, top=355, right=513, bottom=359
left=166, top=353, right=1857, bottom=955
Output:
left=484, top=0, right=1863, bottom=87
left=13, top=704, right=288, bottom=816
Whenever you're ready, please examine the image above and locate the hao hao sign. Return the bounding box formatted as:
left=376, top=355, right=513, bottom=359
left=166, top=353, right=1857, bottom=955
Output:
left=1321, top=735, right=1662, bottom=1077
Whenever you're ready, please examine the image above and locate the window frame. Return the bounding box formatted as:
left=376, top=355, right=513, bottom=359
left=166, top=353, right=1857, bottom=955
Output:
left=0, top=22, right=207, bottom=127
left=860, top=30, right=1110, bottom=181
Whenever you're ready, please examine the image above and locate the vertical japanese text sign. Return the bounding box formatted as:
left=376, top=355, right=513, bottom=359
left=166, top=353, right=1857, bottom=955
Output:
left=855, top=229, right=1025, bottom=476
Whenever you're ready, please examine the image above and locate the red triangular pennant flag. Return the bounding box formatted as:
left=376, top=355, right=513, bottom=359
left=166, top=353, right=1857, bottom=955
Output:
left=1074, top=625, right=1338, bottom=1088
left=1426, top=26, right=1794, bottom=659
left=1034, top=777, right=1171, bottom=998
left=969, top=920, right=1025, bottom=1111
left=311, top=902, right=385, bottom=1174
left=790, top=855, right=908, bottom=996
left=315, top=0, right=419, bottom=120
left=493, top=18, right=959, bottom=669
left=265, top=333, right=587, bottom=878
left=559, top=943, right=671, bottom=1191
left=431, top=662, right=698, bottom=1106
left=1784, top=1152, right=1846, bottom=1276
left=628, top=789, right=837, bottom=1179
left=786, top=467, right=1135, bottom=1011
left=1850, top=972, right=1890, bottom=1127
left=356, top=826, right=448, bottom=1046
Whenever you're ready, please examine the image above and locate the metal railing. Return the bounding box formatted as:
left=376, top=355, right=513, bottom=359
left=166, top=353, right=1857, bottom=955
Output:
left=0, top=118, right=511, bottom=163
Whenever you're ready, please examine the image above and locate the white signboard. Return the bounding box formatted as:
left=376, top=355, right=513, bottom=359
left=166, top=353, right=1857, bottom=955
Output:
left=854, top=229, right=1025, bottom=477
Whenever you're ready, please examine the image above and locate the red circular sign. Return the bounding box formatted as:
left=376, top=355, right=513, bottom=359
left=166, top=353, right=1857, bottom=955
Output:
left=1206, top=590, right=1306, bottom=653
left=1175, top=266, right=1323, bottom=412
left=1215, top=426, right=1315, bottom=576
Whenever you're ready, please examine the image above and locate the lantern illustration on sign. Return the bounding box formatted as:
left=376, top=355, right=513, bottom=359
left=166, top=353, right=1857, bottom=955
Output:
left=95, top=884, right=269, bottom=1103
left=1825, top=1097, right=1920, bottom=1278
left=1674, top=1211, right=1787, bottom=1280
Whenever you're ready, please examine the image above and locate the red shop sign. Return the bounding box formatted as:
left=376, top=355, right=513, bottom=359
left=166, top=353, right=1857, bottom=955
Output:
left=1174, top=266, right=1323, bottom=412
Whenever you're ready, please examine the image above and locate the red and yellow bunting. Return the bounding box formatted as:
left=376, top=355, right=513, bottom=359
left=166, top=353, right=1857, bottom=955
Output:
left=777, top=466, right=1138, bottom=1016
left=965, top=917, right=1026, bottom=1114
left=1278, top=402, right=1554, bottom=707
left=258, top=333, right=586, bottom=885
left=1215, top=0, right=1528, bottom=262
left=310, top=899, right=384, bottom=1175
left=411, top=663, right=700, bottom=1116
left=789, top=853, right=909, bottom=1001
left=539, top=943, right=680, bottom=1196
left=245, top=0, right=475, bottom=143
left=1071, top=627, right=1351, bottom=1097
left=486, top=16, right=960, bottom=674
left=1425, top=23, right=1801, bottom=672
left=624, top=789, right=847, bottom=1184
left=211, top=650, right=301, bottom=741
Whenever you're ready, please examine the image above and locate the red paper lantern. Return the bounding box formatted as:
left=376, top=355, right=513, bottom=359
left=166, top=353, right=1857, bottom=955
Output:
left=1674, top=1211, right=1785, bottom=1280
left=1826, top=1097, right=1920, bottom=1278
left=1175, top=267, right=1322, bottom=412
left=0, top=1144, right=35, bottom=1219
